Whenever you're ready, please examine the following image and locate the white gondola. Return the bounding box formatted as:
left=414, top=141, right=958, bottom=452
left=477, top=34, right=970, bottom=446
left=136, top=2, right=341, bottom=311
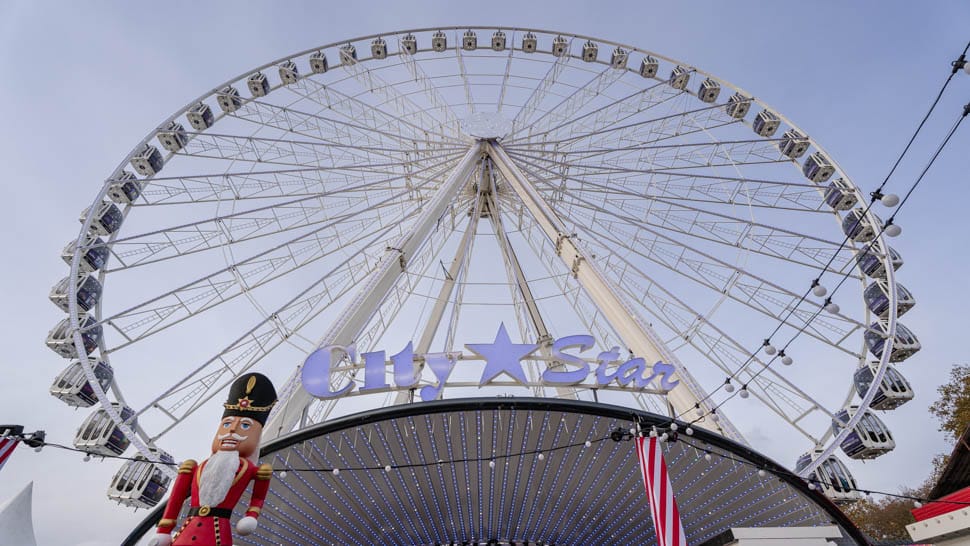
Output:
left=778, top=129, right=809, bottom=158
left=864, top=279, right=915, bottom=319
left=752, top=110, right=780, bottom=137
left=46, top=314, right=102, bottom=359
left=582, top=40, right=598, bottom=62
left=639, top=55, right=659, bottom=78
left=107, top=171, right=142, bottom=205
left=491, top=30, right=506, bottom=51
left=865, top=321, right=920, bottom=363
left=552, top=35, right=568, bottom=57
left=725, top=92, right=751, bottom=119
left=697, top=78, right=720, bottom=103
left=669, top=66, right=690, bottom=90
left=216, top=85, right=242, bottom=113
left=521, top=32, right=537, bottom=53
left=62, top=233, right=109, bottom=273
left=855, top=241, right=903, bottom=279
left=841, top=208, right=881, bottom=242
left=824, top=178, right=858, bottom=210
left=795, top=450, right=862, bottom=504
left=79, top=202, right=123, bottom=237
left=431, top=31, right=447, bottom=52
left=129, top=143, right=163, bottom=176
left=832, top=405, right=895, bottom=460
left=340, top=43, right=358, bottom=64
left=185, top=102, right=214, bottom=130
left=156, top=121, right=187, bottom=153
left=49, top=274, right=102, bottom=312
left=610, top=47, right=628, bottom=69
left=803, top=152, right=835, bottom=183
left=309, top=51, right=329, bottom=73
left=107, top=448, right=175, bottom=509
left=462, top=30, right=477, bottom=51
left=74, top=403, right=135, bottom=457
left=400, top=34, right=417, bottom=55
left=371, top=38, right=388, bottom=59
left=854, top=362, right=914, bottom=411
left=278, top=60, right=299, bottom=84
left=50, top=358, right=113, bottom=407
left=247, top=72, right=270, bottom=97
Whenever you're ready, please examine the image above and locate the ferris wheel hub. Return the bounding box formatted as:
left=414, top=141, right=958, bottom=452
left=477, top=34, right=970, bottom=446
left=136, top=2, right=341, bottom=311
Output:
left=461, top=111, right=512, bottom=139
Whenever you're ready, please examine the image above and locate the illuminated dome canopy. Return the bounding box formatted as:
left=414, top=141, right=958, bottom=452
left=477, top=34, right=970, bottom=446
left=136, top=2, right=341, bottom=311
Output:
left=124, top=399, right=866, bottom=545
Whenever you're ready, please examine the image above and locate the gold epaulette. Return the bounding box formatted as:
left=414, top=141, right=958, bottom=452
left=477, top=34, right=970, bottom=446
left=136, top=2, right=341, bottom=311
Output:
left=256, top=463, right=273, bottom=480
left=178, top=459, right=198, bottom=474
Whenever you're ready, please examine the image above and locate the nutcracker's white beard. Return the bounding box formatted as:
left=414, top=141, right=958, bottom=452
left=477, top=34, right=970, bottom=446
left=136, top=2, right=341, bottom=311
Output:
left=199, top=449, right=239, bottom=506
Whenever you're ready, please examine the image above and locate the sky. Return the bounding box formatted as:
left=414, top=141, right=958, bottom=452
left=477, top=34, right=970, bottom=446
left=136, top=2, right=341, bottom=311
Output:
left=0, top=1, right=969, bottom=545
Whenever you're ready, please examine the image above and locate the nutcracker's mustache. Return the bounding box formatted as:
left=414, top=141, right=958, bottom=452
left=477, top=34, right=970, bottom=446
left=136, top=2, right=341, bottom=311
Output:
left=217, top=432, right=248, bottom=449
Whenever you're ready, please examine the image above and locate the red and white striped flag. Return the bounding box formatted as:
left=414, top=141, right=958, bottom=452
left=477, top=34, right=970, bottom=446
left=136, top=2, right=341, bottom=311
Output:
left=636, top=436, right=688, bottom=546
left=0, top=436, right=19, bottom=473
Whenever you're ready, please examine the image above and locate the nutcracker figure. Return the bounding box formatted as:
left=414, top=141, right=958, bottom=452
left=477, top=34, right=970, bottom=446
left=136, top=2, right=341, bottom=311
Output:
left=148, top=373, right=277, bottom=546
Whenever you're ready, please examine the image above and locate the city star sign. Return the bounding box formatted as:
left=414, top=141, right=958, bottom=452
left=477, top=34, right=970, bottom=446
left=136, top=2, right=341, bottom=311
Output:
left=301, top=324, right=681, bottom=402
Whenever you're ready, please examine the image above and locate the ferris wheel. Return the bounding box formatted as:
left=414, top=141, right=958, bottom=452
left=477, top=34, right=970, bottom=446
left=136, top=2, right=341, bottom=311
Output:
left=47, top=27, right=918, bottom=509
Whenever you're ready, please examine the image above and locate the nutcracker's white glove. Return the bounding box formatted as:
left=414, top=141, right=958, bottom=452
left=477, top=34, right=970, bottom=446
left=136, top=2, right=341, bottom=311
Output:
left=237, top=516, right=258, bottom=536
left=148, top=533, right=172, bottom=546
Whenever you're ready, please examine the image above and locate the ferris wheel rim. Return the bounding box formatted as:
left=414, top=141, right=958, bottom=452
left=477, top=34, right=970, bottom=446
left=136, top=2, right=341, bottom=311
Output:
left=60, top=26, right=907, bottom=485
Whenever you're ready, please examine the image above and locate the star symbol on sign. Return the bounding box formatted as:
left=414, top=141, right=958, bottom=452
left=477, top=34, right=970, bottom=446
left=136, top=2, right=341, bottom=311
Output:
left=466, top=323, right=538, bottom=385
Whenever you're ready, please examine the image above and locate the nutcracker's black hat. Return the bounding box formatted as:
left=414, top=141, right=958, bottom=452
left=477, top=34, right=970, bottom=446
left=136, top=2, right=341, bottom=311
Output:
left=222, top=373, right=277, bottom=426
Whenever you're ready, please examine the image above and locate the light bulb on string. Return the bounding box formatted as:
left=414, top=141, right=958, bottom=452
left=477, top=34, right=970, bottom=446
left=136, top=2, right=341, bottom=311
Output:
left=685, top=427, right=694, bottom=436
left=763, top=340, right=777, bottom=355
left=724, top=379, right=735, bottom=393
left=758, top=469, right=766, bottom=477
left=881, top=193, right=900, bottom=207
left=384, top=465, right=392, bottom=473
left=279, top=471, right=287, bottom=479
left=585, top=440, right=592, bottom=448
left=489, top=460, right=496, bottom=469
left=660, top=433, right=669, bottom=442
left=884, top=220, right=902, bottom=237
left=824, top=298, right=840, bottom=314
left=704, top=453, right=712, bottom=462
left=537, top=453, right=544, bottom=461
left=670, top=423, right=678, bottom=432
left=739, top=386, right=750, bottom=399
left=779, top=351, right=793, bottom=366
left=811, top=279, right=827, bottom=297
left=332, top=468, right=340, bottom=476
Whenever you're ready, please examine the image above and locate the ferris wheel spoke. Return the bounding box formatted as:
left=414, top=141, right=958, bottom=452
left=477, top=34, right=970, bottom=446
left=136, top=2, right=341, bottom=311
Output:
left=504, top=78, right=682, bottom=146
left=512, top=136, right=789, bottom=171
left=566, top=204, right=862, bottom=355
left=509, top=147, right=832, bottom=214
left=132, top=154, right=456, bottom=206
left=596, top=251, right=833, bottom=442
left=231, top=96, right=431, bottom=156
left=288, top=75, right=462, bottom=146
left=504, top=146, right=829, bottom=214
left=454, top=41, right=477, bottom=115
left=509, top=54, right=571, bottom=135
left=99, top=198, right=418, bottom=352
left=104, top=154, right=461, bottom=271
left=176, top=130, right=459, bottom=168
left=394, top=39, right=466, bottom=124
left=514, top=155, right=854, bottom=273
left=495, top=34, right=517, bottom=114
left=341, top=52, right=462, bottom=138
left=508, top=62, right=627, bottom=141
left=138, top=222, right=403, bottom=440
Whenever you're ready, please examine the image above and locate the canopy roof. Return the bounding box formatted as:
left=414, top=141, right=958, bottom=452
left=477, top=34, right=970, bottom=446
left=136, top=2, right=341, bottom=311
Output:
left=126, top=398, right=865, bottom=545
left=0, top=482, right=37, bottom=546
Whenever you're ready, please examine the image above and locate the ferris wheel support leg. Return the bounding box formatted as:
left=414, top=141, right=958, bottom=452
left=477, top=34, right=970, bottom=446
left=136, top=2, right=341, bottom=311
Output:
left=264, top=143, right=485, bottom=440
left=486, top=140, right=743, bottom=441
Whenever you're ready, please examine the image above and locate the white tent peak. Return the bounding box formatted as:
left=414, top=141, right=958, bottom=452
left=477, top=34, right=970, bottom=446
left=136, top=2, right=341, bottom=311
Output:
left=0, top=481, right=38, bottom=546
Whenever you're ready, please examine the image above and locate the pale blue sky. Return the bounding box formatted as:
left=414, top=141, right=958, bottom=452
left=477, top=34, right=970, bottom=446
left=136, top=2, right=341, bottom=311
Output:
left=1, top=2, right=968, bottom=544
